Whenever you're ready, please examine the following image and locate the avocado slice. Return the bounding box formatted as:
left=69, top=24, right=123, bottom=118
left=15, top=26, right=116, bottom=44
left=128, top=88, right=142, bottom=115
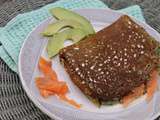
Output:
left=42, top=19, right=86, bottom=36
left=50, top=7, right=95, bottom=35
left=47, top=28, right=86, bottom=58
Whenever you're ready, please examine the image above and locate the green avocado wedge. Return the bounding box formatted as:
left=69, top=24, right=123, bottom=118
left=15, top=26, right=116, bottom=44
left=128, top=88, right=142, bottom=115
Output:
left=50, top=7, right=95, bottom=35
left=42, top=19, right=86, bottom=36
left=47, top=28, right=87, bottom=58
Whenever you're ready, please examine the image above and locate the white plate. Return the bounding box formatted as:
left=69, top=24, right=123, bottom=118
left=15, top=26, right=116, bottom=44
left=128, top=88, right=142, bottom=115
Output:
left=19, top=8, right=160, bottom=120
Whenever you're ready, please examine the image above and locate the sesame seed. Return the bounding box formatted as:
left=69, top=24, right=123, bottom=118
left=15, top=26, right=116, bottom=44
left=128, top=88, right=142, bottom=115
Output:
left=132, top=66, right=136, bottom=71
left=98, top=68, right=101, bottom=71
left=80, top=74, right=83, bottom=78
left=124, top=48, right=127, bottom=51
left=131, top=48, right=134, bottom=52
left=142, top=39, right=146, bottom=42
left=124, top=59, right=127, bottom=62
left=85, top=60, right=88, bottom=63
left=128, top=21, right=131, bottom=25
left=71, top=59, right=75, bottom=62
left=117, top=63, right=121, bottom=66
left=103, top=79, right=107, bottom=82
left=95, top=56, right=98, bottom=59
left=121, top=33, right=124, bottom=36
left=74, top=47, right=79, bottom=50
left=93, top=80, right=97, bottom=83
left=82, top=81, right=85, bottom=84
left=133, top=54, right=137, bottom=58
left=75, top=68, right=79, bottom=71
left=89, top=50, right=92, bottom=53
left=98, top=53, right=101, bottom=56
left=107, top=45, right=110, bottom=48
left=99, top=64, right=103, bottom=66
left=140, top=51, right=144, bottom=54
left=104, top=60, right=108, bottom=64
left=90, top=66, right=94, bottom=70
left=131, top=44, right=135, bottom=48
left=101, top=71, right=104, bottom=74
left=89, top=78, right=93, bottom=82
left=114, top=55, right=118, bottom=59
left=141, top=45, right=144, bottom=49
left=81, top=63, right=85, bottom=67
left=137, top=44, right=141, bottom=48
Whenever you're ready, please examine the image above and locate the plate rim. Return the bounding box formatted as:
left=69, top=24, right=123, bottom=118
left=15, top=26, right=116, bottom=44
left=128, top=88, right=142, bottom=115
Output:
left=18, top=17, right=62, bottom=120
left=18, top=8, right=159, bottom=120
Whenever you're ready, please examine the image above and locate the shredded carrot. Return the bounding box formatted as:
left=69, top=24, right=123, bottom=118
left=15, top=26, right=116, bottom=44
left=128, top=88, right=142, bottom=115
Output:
left=38, top=57, right=58, bottom=81
left=39, top=57, right=52, bottom=67
left=35, top=77, right=68, bottom=94
left=35, top=77, right=50, bottom=85
left=59, top=84, right=69, bottom=94
left=121, top=84, right=145, bottom=107
left=146, top=70, right=158, bottom=102
left=36, top=56, right=82, bottom=108
left=59, top=94, right=82, bottom=108
left=39, top=89, right=54, bottom=98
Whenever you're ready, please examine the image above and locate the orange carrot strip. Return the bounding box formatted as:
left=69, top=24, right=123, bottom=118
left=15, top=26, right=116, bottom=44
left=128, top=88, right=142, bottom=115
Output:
left=39, top=83, right=68, bottom=94
left=60, top=84, right=69, bottom=94
left=59, top=94, right=82, bottom=108
left=39, top=57, right=52, bottom=67
left=35, top=77, right=50, bottom=84
left=38, top=57, right=58, bottom=81
left=35, top=77, right=54, bottom=97
left=146, top=71, right=158, bottom=102
left=36, top=56, right=71, bottom=103
left=121, top=84, right=145, bottom=107
left=35, top=77, right=68, bottom=94
left=39, top=89, right=54, bottom=98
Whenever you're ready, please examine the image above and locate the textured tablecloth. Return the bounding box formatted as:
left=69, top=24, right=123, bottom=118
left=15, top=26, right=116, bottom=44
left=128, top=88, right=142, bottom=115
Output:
left=0, top=0, right=160, bottom=120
